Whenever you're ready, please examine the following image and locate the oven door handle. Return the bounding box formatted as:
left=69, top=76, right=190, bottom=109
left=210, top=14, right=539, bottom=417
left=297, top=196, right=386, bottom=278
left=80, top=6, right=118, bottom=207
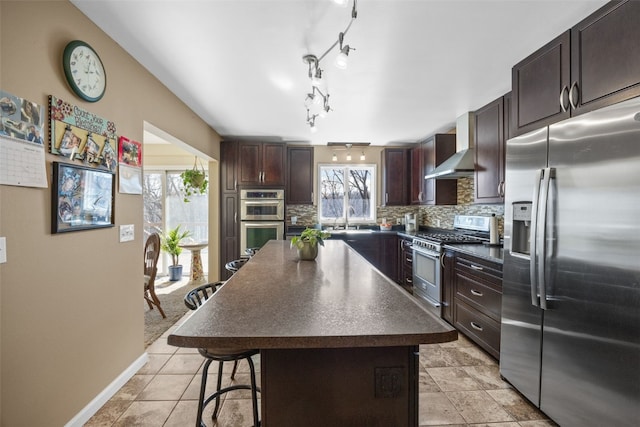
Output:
left=242, top=200, right=283, bottom=206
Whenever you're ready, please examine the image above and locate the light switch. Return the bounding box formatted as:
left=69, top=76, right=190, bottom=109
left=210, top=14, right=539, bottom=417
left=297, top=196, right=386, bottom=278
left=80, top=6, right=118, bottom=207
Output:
left=119, top=224, right=134, bottom=242
left=0, top=237, right=6, bottom=263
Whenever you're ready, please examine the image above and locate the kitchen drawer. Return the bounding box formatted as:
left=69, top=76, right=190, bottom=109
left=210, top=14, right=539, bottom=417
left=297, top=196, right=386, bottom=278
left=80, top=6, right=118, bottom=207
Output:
left=455, top=271, right=502, bottom=321
left=400, top=269, right=413, bottom=295
left=455, top=253, right=502, bottom=286
left=402, top=249, right=413, bottom=271
left=454, top=300, right=501, bottom=360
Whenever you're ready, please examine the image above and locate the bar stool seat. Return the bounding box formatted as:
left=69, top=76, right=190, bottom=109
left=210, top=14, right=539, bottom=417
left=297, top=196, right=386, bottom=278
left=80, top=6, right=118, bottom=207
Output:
left=225, top=258, right=248, bottom=274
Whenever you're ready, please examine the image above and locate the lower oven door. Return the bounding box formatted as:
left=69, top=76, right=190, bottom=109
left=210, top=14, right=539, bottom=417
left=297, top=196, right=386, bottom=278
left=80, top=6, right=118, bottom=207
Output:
left=413, top=247, right=441, bottom=309
left=240, top=221, right=284, bottom=254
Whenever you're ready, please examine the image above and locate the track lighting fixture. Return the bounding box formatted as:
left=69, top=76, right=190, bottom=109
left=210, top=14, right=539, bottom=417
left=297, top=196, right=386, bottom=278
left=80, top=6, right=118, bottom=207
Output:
left=332, top=153, right=338, bottom=162
left=327, top=142, right=369, bottom=161
left=360, top=151, right=366, bottom=161
left=303, top=0, right=358, bottom=130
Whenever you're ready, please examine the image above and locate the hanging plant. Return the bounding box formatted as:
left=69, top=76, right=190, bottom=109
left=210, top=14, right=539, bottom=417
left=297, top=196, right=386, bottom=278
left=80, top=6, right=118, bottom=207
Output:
left=180, top=157, right=208, bottom=202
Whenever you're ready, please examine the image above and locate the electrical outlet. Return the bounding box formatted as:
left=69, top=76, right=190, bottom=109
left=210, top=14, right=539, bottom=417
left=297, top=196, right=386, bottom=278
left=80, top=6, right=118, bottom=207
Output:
left=119, top=224, right=134, bottom=242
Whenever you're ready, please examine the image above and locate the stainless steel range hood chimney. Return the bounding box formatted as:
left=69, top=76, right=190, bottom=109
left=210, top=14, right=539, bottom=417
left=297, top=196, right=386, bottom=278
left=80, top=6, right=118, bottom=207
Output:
left=425, top=113, right=475, bottom=180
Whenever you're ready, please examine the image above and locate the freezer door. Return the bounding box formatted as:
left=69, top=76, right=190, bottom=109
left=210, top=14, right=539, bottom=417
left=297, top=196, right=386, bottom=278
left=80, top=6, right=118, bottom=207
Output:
left=500, top=127, right=548, bottom=406
left=541, top=97, right=640, bottom=426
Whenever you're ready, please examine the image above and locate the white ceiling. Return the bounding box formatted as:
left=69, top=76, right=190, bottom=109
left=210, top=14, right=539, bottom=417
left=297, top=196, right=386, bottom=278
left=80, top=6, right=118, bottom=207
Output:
left=71, top=0, right=608, bottom=146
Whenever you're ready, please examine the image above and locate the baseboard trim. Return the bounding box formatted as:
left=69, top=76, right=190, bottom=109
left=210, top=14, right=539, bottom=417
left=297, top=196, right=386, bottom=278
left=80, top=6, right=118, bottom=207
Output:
left=64, top=352, right=149, bottom=427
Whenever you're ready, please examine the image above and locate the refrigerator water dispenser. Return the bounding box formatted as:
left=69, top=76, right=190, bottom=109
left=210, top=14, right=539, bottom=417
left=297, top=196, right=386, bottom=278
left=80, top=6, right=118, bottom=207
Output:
left=512, top=202, right=532, bottom=255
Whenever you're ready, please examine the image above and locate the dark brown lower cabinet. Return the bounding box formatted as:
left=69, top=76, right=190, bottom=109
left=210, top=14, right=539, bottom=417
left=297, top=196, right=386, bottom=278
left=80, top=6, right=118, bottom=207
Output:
left=451, top=251, right=502, bottom=359
left=261, top=346, right=418, bottom=426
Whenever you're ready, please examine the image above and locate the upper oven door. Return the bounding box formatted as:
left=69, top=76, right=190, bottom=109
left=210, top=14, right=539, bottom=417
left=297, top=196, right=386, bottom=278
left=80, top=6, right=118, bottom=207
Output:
left=240, top=199, right=284, bottom=220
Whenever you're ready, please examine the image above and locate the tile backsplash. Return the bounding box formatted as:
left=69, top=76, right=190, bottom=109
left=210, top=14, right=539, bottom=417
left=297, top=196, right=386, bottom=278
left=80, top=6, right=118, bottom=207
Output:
left=286, top=178, right=504, bottom=236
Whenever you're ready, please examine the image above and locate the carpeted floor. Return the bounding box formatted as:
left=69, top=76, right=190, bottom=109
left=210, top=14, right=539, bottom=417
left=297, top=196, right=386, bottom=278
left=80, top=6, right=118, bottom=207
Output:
left=144, top=278, right=194, bottom=347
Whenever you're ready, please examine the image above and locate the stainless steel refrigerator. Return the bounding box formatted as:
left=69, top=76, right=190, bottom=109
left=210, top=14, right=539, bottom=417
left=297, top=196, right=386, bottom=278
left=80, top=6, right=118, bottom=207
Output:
left=500, top=96, right=640, bottom=427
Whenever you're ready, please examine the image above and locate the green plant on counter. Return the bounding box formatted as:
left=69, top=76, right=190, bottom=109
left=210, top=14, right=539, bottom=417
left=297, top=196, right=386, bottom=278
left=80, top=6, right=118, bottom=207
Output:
left=180, top=158, right=208, bottom=202
left=290, top=228, right=331, bottom=249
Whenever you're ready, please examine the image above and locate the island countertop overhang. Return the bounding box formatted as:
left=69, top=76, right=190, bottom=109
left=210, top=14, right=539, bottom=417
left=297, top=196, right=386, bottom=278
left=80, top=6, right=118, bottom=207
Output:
left=168, top=240, right=456, bottom=350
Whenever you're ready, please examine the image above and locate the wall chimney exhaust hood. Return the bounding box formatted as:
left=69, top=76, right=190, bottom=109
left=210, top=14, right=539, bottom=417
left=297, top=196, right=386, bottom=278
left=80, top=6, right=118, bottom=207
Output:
left=425, top=112, right=475, bottom=180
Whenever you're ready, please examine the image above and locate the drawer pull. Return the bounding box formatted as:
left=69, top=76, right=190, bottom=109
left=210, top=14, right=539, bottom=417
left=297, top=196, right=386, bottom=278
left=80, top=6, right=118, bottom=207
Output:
left=406, top=278, right=413, bottom=284
left=470, top=321, right=483, bottom=331
left=470, top=289, right=483, bottom=297
left=406, top=257, right=413, bottom=263
left=470, top=264, right=484, bottom=271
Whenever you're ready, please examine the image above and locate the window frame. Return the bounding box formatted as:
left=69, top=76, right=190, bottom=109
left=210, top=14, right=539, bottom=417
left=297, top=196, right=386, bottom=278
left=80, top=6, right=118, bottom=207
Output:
left=317, top=163, right=377, bottom=226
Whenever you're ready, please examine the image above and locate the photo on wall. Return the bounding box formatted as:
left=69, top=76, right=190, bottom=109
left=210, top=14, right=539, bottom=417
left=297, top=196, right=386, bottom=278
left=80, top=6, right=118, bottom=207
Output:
left=0, top=90, right=45, bottom=144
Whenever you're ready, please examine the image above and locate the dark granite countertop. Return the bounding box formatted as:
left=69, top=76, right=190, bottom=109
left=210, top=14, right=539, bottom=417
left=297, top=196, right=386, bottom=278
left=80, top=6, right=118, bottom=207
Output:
left=444, top=243, right=504, bottom=264
left=168, top=240, right=456, bottom=350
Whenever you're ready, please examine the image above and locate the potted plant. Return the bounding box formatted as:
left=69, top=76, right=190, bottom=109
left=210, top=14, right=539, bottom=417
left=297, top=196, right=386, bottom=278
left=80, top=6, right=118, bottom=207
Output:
left=160, top=225, right=191, bottom=281
left=290, top=227, right=331, bottom=260
left=180, top=158, right=208, bottom=202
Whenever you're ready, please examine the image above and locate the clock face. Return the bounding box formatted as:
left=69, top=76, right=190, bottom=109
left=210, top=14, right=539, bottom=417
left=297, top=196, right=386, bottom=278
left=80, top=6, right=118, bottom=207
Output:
left=63, top=41, right=106, bottom=102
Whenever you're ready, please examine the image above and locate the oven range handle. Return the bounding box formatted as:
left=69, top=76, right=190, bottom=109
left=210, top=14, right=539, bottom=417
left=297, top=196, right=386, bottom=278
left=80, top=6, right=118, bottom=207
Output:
left=412, top=246, right=440, bottom=258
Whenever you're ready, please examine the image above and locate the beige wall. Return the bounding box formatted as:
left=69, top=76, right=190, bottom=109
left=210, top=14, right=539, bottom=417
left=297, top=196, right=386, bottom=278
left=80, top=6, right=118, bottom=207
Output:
left=0, top=1, right=220, bottom=425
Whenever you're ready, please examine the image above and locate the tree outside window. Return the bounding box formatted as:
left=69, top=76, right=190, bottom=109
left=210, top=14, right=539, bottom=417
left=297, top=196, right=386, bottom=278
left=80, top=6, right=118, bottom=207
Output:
left=319, top=164, right=376, bottom=225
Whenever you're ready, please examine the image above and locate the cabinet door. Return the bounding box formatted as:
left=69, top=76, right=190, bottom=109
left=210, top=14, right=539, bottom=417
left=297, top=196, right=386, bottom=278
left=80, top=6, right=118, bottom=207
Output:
left=286, top=146, right=314, bottom=204
left=571, top=0, right=640, bottom=115
left=512, top=31, right=571, bottom=136
left=262, top=143, right=286, bottom=186
left=441, top=250, right=455, bottom=324
left=423, top=135, right=457, bottom=205
left=410, top=145, right=423, bottom=204
left=220, top=193, right=239, bottom=280
left=238, top=142, right=262, bottom=186
left=220, top=141, right=238, bottom=192
left=381, top=148, right=409, bottom=206
left=474, top=96, right=505, bottom=204
left=379, top=234, right=398, bottom=280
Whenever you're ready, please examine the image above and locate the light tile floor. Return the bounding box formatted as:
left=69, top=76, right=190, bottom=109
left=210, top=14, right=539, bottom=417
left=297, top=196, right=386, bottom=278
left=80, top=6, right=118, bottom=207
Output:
left=86, top=315, right=556, bottom=427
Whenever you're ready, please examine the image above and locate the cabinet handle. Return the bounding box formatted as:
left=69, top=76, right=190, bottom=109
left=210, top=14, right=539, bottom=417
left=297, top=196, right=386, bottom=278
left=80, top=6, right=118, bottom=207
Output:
left=234, top=212, right=237, bottom=224
left=418, top=191, right=423, bottom=202
left=440, top=253, right=446, bottom=268
left=470, top=264, right=484, bottom=271
left=234, top=179, right=238, bottom=191
left=406, top=257, right=413, bottom=263
left=470, top=321, right=483, bottom=331
left=470, top=289, right=484, bottom=297
left=500, top=181, right=505, bottom=197
left=385, top=193, right=389, bottom=203
left=559, top=85, right=570, bottom=112
left=569, top=81, right=579, bottom=110
left=406, top=278, right=413, bottom=284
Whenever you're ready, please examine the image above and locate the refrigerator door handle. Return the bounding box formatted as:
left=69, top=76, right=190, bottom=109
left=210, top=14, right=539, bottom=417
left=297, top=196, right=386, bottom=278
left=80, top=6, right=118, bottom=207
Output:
left=538, top=167, right=553, bottom=310
left=529, top=169, right=543, bottom=307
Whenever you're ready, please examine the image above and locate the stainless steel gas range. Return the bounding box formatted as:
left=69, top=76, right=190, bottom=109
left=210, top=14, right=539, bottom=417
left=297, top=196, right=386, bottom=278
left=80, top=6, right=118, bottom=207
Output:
left=412, top=215, right=492, bottom=315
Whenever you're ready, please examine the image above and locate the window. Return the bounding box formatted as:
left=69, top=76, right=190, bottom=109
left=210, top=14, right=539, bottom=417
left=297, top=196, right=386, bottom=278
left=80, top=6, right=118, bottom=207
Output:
left=318, top=164, right=376, bottom=225
left=143, top=170, right=209, bottom=277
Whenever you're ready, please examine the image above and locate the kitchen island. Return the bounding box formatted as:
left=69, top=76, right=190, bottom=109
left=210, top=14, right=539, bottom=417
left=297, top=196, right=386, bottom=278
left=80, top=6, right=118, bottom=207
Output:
left=168, top=239, right=457, bottom=426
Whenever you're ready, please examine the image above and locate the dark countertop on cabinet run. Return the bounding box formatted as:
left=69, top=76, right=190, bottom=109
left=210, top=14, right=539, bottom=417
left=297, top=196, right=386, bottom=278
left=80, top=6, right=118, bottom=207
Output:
left=444, top=243, right=504, bottom=264
left=168, top=240, right=456, bottom=350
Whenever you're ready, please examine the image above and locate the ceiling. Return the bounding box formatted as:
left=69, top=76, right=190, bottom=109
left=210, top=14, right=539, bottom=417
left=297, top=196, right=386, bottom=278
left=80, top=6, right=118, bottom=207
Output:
left=71, top=0, right=608, bottom=147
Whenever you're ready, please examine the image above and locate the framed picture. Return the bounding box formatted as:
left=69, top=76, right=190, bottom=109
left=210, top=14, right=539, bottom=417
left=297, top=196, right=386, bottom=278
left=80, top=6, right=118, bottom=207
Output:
left=52, top=161, right=115, bottom=234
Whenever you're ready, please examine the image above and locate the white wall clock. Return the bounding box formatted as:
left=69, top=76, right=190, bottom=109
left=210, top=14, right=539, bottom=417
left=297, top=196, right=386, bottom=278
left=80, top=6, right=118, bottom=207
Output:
left=62, top=40, right=107, bottom=102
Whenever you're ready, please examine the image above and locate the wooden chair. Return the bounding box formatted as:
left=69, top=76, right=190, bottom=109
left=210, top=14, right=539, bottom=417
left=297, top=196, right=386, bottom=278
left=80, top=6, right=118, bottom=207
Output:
left=143, top=232, right=165, bottom=318
left=184, top=282, right=260, bottom=427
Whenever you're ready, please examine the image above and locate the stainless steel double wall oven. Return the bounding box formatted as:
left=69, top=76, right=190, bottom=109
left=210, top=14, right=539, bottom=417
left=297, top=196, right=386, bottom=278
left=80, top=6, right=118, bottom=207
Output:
left=239, top=189, right=285, bottom=254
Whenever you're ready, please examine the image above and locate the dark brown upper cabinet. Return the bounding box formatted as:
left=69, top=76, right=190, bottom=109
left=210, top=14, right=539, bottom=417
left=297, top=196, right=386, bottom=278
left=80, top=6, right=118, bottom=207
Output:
left=512, top=1, right=640, bottom=136
left=238, top=141, right=286, bottom=187
left=422, top=134, right=457, bottom=206
left=410, top=143, right=423, bottom=204
left=286, top=146, right=314, bottom=205
left=474, top=94, right=509, bottom=204
left=381, top=148, right=409, bottom=206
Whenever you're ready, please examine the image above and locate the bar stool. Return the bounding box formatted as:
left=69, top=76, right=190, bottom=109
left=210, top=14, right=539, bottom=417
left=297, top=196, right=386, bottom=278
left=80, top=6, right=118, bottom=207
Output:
left=225, top=258, right=248, bottom=275
left=245, top=247, right=260, bottom=257
left=184, top=282, right=260, bottom=427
